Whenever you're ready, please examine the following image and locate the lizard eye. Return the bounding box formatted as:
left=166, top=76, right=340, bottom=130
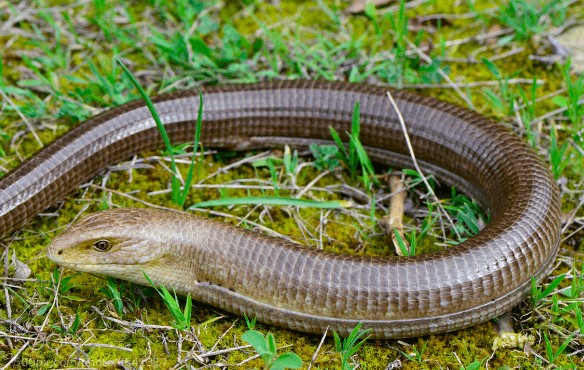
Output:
left=93, top=240, right=112, bottom=252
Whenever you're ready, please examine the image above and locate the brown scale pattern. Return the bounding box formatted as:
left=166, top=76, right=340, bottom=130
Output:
left=0, top=80, right=560, bottom=338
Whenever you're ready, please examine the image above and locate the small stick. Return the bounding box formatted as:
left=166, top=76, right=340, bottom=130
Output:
left=400, top=78, right=543, bottom=89
left=0, top=342, right=29, bottom=370
left=530, top=97, right=584, bottom=125
left=307, top=327, right=328, bottom=370
left=0, top=87, right=43, bottom=148
left=404, top=38, right=474, bottom=108
left=382, top=175, right=409, bottom=256
left=386, top=91, right=461, bottom=240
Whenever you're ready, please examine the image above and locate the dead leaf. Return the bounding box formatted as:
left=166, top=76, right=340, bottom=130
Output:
left=12, top=251, right=31, bottom=280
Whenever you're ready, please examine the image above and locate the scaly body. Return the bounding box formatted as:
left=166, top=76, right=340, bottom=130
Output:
left=0, top=81, right=560, bottom=338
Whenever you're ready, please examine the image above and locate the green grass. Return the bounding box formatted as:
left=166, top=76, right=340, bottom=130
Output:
left=99, top=277, right=127, bottom=319
left=549, top=125, right=570, bottom=180
left=0, top=0, right=583, bottom=368
left=144, top=272, right=193, bottom=331
left=393, top=227, right=417, bottom=256
left=399, top=340, right=427, bottom=364
left=554, top=59, right=584, bottom=127
left=531, top=274, right=566, bottom=306
left=119, top=59, right=204, bottom=208
left=333, top=323, right=372, bottom=370
left=328, top=101, right=379, bottom=190
left=497, top=0, right=568, bottom=43
left=191, top=196, right=351, bottom=209
left=543, top=331, right=574, bottom=366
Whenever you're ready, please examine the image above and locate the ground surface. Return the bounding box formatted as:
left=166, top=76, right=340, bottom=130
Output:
left=0, top=0, right=583, bottom=369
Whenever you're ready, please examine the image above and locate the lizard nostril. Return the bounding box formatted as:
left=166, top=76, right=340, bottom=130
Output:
left=57, top=250, right=63, bottom=255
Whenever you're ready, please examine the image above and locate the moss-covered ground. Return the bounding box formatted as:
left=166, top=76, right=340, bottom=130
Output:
left=1, top=0, right=583, bottom=368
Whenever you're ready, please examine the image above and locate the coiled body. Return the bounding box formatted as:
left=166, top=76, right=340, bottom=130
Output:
left=2, top=81, right=561, bottom=338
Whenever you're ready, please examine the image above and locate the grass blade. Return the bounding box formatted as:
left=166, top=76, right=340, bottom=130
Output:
left=116, top=59, right=182, bottom=204
left=179, top=89, right=204, bottom=205
left=190, top=196, right=351, bottom=209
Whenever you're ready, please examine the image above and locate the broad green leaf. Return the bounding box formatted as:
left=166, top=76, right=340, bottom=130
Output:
left=271, top=352, right=303, bottom=369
